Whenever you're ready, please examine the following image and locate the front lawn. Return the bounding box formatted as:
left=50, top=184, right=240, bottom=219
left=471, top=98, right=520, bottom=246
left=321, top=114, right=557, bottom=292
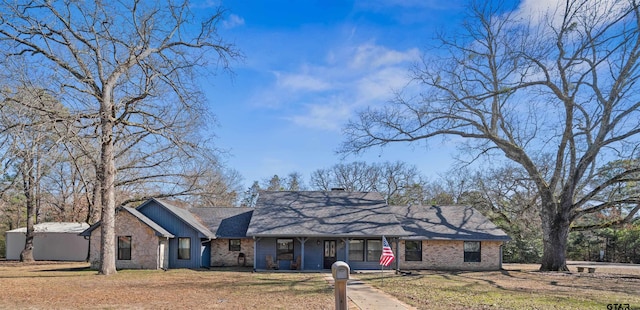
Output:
left=0, top=262, right=333, bottom=309
left=356, top=264, right=640, bottom=309
left=1, top=261, right=639, bottom=309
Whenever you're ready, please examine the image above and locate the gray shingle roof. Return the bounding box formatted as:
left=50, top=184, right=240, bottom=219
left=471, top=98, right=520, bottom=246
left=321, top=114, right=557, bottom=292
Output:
left=189, top=207, right=253, bottom=238
left=389, top=205, right=511, bottom=241
left=148, top=199, right=216, bottom=239
left=79, top=207, right=174, bottom=238
left=247, top=191, right=408, bottom=237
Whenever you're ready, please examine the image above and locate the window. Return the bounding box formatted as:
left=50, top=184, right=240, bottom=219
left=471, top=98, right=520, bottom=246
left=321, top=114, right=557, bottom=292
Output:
left=366, top=239, right=382, bottom=262
left=276, top=239, right=294, bottom=261
left=229, top=239, right=241, bottom=251
left=405, top=240, right=422, bottom=261
left=464, top=241, right=481, bottom=262
left=178, top=237, right=191, bottom=260
left=348, top=239, right=364, bottom=261
left=117, top=236, right=131, bottom=260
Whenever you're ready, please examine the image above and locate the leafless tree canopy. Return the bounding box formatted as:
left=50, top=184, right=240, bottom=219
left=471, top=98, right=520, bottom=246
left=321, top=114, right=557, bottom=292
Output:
left=0, top=0, right=240, bottom=274
left=341, top=0, right=640, bottom=271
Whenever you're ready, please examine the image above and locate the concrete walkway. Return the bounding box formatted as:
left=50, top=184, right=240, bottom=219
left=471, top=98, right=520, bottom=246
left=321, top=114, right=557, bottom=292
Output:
left=325, top=274, right=416, bottom=310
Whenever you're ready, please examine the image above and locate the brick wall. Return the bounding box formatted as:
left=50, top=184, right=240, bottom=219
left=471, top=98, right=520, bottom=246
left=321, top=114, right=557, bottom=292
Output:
left=397, top=240, right=504, bottom=271
left=210, top=238, right=254, bottom=267
left=88, top=210, right=164, bottom=270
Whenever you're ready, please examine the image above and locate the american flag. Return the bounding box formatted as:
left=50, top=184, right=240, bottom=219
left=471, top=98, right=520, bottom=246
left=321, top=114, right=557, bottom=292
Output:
left=379, top=236, right=395, bottom=267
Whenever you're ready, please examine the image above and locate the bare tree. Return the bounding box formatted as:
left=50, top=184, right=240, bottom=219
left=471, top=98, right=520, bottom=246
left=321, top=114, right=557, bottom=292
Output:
left=0, top=87, right=65, bottom=262
left=0, top=1, right=239, bottom=274
left=285, top=172, right=305, bottom=191
left=309, top=161, right=426, bottom=203
left=341, top=0, right=640, bottom=271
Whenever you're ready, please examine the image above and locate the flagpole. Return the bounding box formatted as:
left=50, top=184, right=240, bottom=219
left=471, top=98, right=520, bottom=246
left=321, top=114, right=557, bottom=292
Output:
left=380, top=235, right=394, bottom=287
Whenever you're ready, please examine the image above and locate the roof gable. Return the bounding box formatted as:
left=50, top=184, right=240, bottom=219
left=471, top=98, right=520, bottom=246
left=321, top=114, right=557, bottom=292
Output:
left=247, top=191, right=407, bottom=237
left=79, top=207, right=174, bottom=238
left=389, top=205, right=510, bottom=241
left=137, top=198, right=215, bottom=239
left=123, top=207, right=175, bottom=238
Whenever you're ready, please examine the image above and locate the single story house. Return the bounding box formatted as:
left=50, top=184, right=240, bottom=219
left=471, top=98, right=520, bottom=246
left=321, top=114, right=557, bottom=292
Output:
left=81, top=191, right=510, bottom=271
left=6, top=222, right=89, bottom=261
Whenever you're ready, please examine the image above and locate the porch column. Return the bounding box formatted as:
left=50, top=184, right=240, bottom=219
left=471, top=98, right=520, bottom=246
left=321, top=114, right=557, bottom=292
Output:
left=253, top=237, right=260, bottom=272
left=394, top=237, right=400, bottom=272
left=296, top=237, right=307, bottom=270
left=343, top=238, right=350, bottom=265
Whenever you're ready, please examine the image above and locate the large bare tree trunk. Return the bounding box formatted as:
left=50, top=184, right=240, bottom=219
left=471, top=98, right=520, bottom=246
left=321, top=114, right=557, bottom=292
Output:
left=19, top=159, right=35, bottom=262
left=88, top=178, right=102, bottom=225
left=98, top=99, right=117, bottom=275
left=539, top=202, right=570, bottom=271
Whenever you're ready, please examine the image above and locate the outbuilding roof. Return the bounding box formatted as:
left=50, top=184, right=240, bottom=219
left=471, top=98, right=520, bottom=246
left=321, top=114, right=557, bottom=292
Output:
left=189, top=207, right=253, bottom=238
left=389, top=205, right=511, bottom=241
left=9, top=222, right=89, bottom=234
left=247, top=191, right=408, bottom=237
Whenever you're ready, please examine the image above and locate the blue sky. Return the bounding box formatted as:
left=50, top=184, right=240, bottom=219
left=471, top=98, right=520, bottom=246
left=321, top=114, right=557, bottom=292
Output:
left=201, top=0, right=495, bottom=188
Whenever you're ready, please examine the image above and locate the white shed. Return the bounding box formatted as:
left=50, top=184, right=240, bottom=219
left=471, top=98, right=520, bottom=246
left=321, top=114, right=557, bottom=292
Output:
left=5, top=222, right=89, bottom=261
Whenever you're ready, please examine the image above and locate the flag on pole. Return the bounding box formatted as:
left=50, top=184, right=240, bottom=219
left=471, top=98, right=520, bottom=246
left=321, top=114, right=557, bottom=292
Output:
left=379, top=236, right=395, bottom=267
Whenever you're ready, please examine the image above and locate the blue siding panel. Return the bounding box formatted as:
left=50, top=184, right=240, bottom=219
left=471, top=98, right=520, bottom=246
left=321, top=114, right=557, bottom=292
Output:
left=255, top=238, right=277, bottom=269
left=138, top=201, right=208, bottom=269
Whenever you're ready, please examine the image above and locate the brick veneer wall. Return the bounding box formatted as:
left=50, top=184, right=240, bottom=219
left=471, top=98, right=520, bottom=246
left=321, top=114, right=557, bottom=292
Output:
left=397, top=240, right=504, bottom=271
left=210, top=238, right=254, bottom=267
left=88, top=210, right=164, bottom=270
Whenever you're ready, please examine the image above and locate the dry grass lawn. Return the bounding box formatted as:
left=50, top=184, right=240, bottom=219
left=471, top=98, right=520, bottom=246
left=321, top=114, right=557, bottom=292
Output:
left=357, top=263, right=640, bottom=310
left=0, top=261, right=334, bottom=309
left=1, top=261, right=640, bottom=309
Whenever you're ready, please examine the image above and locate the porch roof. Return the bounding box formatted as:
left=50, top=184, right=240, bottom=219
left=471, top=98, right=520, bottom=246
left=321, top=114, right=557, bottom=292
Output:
left=247, top=191, right=408, bottom=237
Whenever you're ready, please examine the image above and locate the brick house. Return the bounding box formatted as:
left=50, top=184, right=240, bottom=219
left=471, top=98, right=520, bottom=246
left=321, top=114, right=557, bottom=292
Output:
left=81, top=192, right=509, bottom=271
left=249, top=191, right=510, bottom=271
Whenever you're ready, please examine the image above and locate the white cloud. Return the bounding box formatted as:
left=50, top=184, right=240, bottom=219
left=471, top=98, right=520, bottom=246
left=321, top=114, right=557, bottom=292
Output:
left=513, top=0, right=628, bottom=28
left=349, top=44, right=419, bottom=70
left=251, top=42, right=419, bottom=131
left=223, top=14, right=245, bottom=29
left=288, top=100, right=352, bottom=131
left=275, top=72, right=332, bottom=92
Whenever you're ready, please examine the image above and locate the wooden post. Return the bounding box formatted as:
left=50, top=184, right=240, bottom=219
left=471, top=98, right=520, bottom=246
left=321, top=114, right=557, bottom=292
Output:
left=332, top=261, right=349, bottom=310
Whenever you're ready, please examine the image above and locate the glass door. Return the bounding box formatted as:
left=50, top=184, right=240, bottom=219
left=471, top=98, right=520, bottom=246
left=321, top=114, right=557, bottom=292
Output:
left=323, top=240, right=337, bottom=269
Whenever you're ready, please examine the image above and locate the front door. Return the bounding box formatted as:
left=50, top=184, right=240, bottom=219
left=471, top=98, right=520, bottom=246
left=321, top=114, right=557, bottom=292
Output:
left=323, top=240, right=336, bottom=269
